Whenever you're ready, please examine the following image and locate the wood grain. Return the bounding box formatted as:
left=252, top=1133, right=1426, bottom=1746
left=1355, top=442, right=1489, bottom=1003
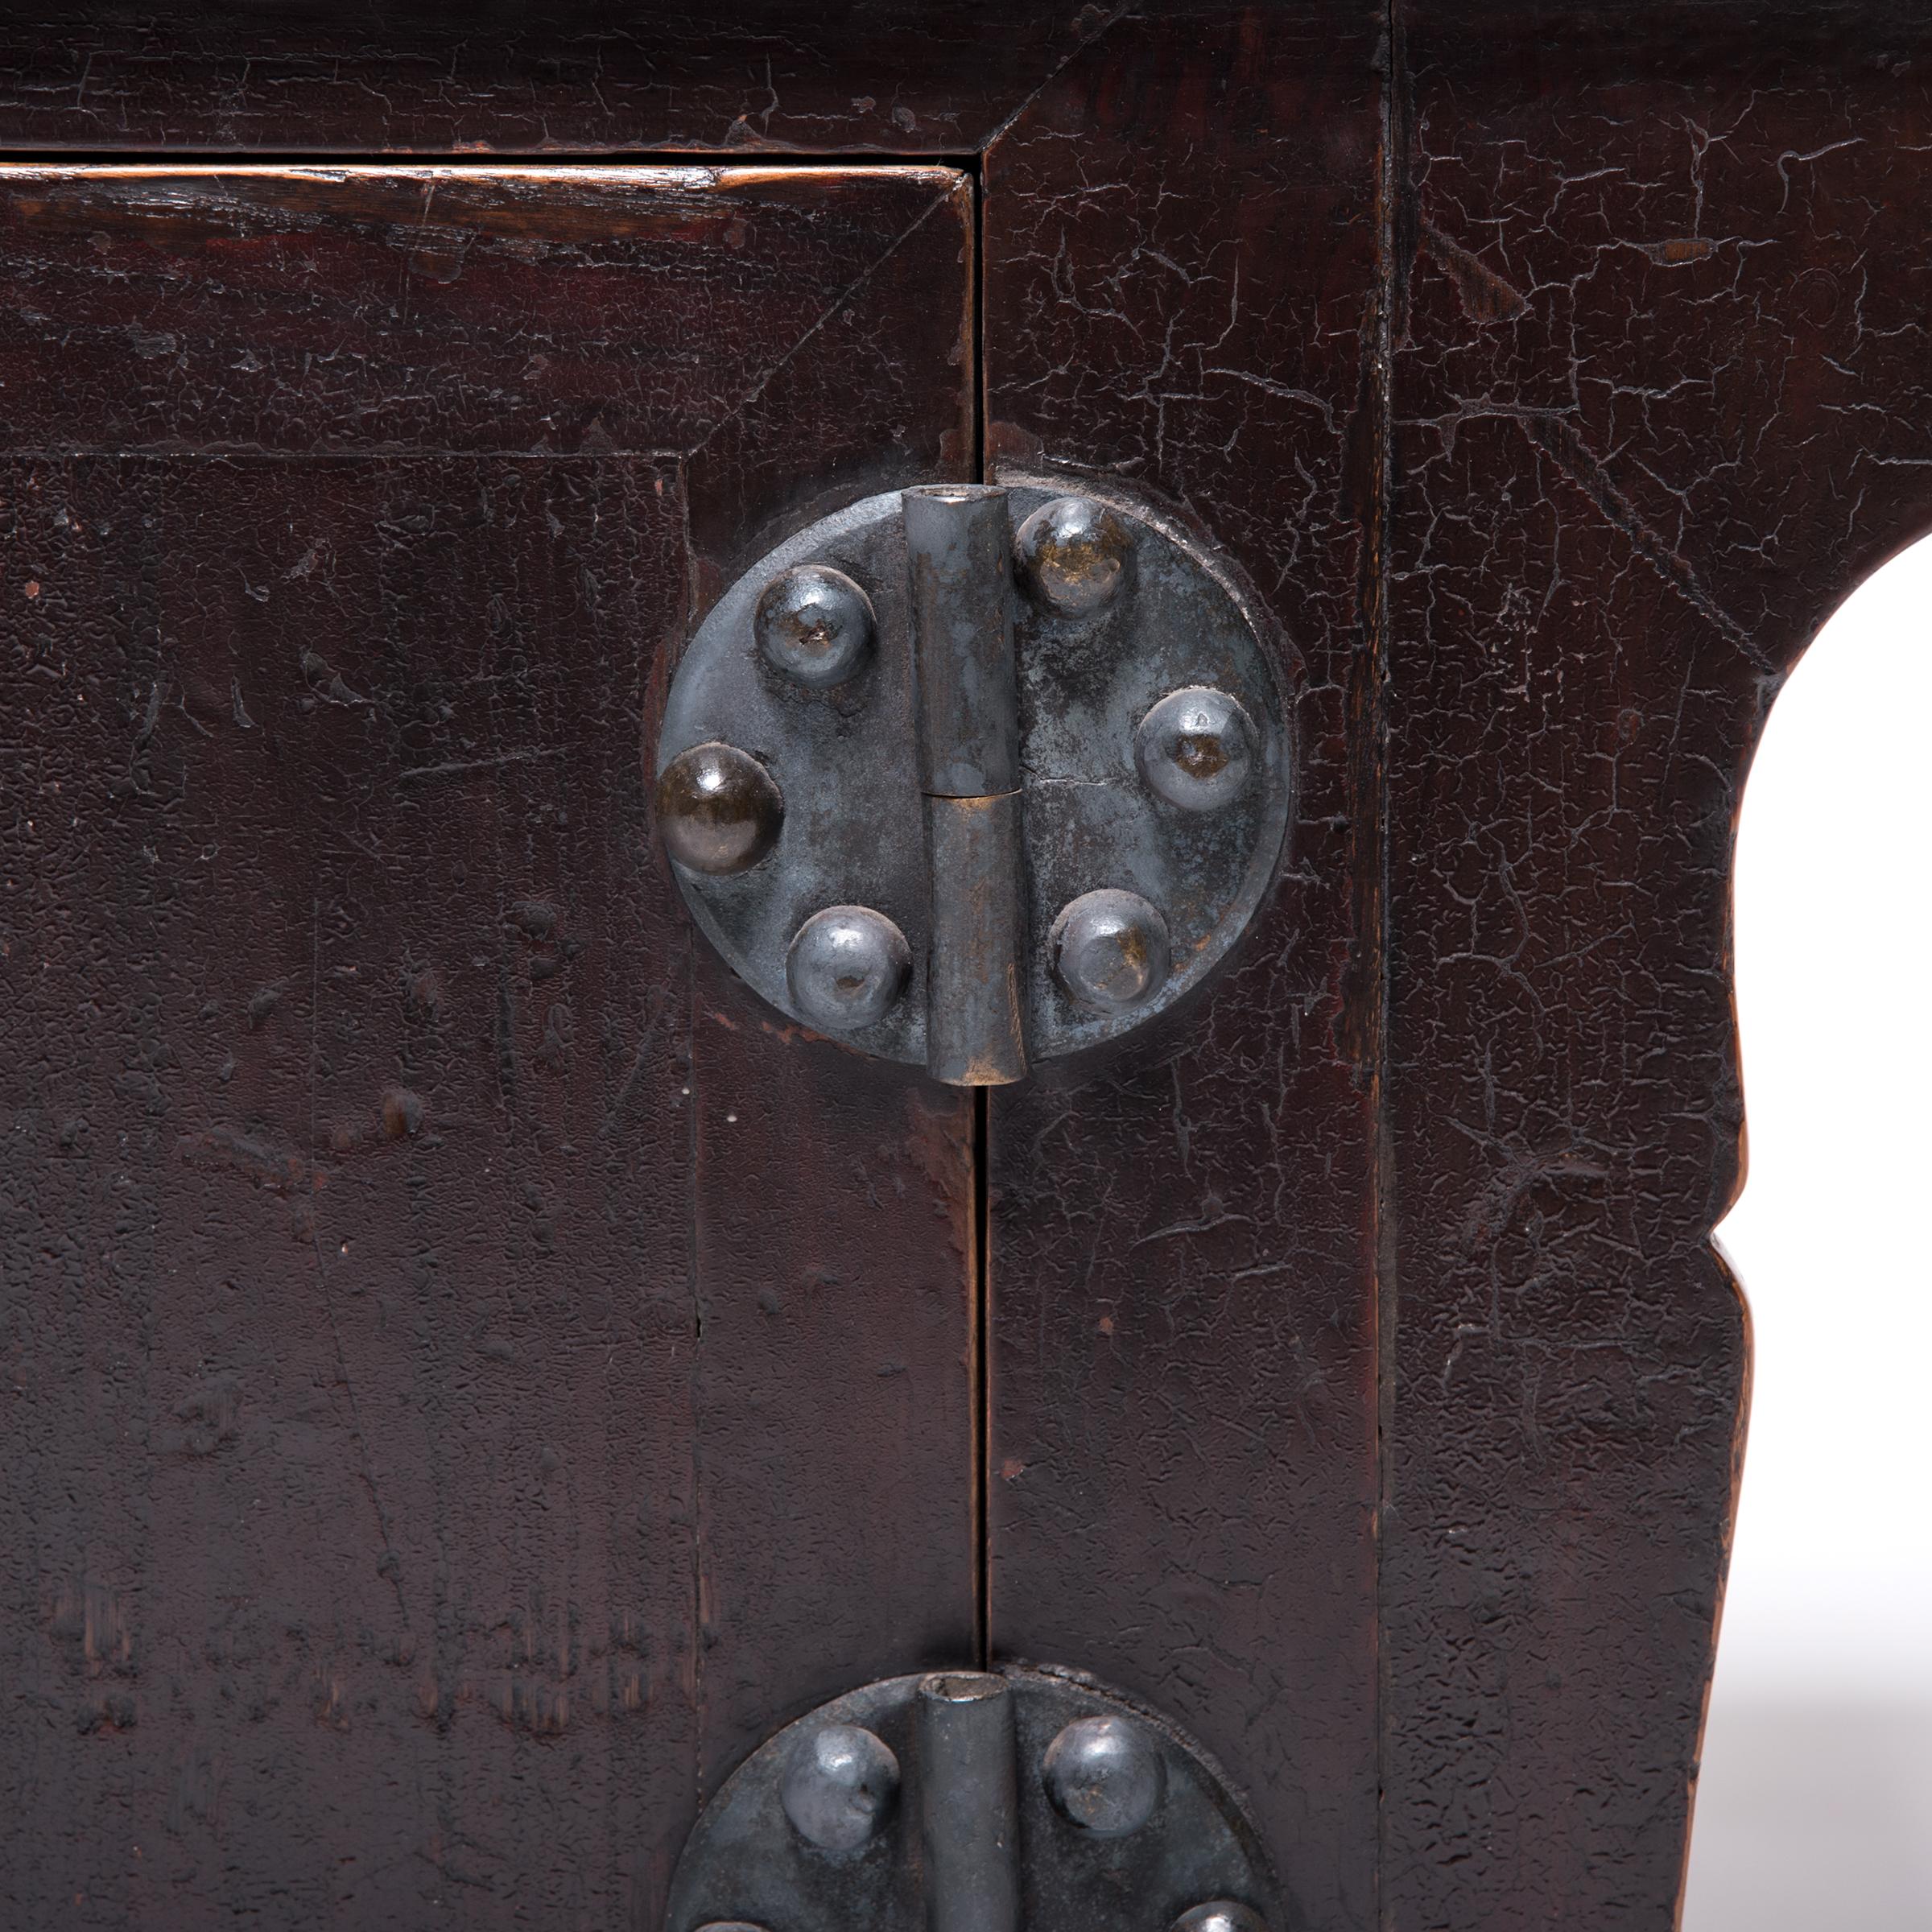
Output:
left=8, top=8, right=1932, bottom=1928
left=0, top=164, right=976, bottom=1930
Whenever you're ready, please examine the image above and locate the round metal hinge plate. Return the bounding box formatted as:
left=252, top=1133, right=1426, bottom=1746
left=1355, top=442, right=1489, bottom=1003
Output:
left=665, top=1666, right=1283, bottom=1932
left=653, top=477, right=1291, bottom=1083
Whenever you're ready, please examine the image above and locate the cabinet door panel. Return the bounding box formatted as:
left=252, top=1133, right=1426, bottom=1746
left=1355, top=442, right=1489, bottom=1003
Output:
left=0, top=165, right=976, bottom=1930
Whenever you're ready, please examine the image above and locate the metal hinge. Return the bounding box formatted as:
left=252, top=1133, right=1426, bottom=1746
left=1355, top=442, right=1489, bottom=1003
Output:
left=654, top=479, right=1289, bottom=1084
left=666, top=1667, right=1281, bottom=1932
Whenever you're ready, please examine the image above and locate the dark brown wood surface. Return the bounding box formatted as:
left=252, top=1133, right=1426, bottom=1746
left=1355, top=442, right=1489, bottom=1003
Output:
left=1385, top=10, right=1932, bottom=1926
left=8, top=7, right=1932, bottom=1930
left=980, top=12, right=1385, bottom=1929
left=0, top=2, right=1110, bottom=157
left=0, top=163, right=977, bottom=1929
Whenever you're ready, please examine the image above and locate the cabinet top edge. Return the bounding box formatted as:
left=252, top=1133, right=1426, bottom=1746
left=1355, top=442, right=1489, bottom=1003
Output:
left=0, top=160, right=970, bottom=185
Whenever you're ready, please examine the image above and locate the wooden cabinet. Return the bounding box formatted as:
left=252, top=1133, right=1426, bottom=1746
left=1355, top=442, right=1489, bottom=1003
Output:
left=1, top=7, right=1924, bottom=1928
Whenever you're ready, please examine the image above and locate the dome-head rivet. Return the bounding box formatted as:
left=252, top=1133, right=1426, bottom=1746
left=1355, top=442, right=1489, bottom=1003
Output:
left=1170, top=1904, right=1269, bottom=1932
left=1050, top=890, right=1171, bottom=1015
left=1042, top=1713, right=1164, bottom=1835
left=1014, top=496, right=1132, bottom=616
left=755, top=564, right=876, bottom=688
left=779, top=1722, right=899, bottom=1852
left=786, top=906, right=912, bottom=1032
left=656, top=742, right=783, bottom=875
left=1136, top=686, right=1257, bottom=811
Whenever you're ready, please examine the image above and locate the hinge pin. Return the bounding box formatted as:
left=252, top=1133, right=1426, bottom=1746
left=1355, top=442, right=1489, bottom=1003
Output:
left=918, top=1673, right=1020, bottom=1932
left=905, top=486, right=1029, bottom=1087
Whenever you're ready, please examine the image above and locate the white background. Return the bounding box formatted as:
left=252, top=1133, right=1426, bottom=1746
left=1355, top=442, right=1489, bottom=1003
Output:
left=1680, top=541, right=1932, bottom=1926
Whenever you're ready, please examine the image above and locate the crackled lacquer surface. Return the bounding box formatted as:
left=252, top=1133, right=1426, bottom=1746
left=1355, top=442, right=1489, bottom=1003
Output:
left=0, top=164, right=976, bottom=1929
left=981, top=11, right=1385, bottom=1930
left=0, top=1, right=1119, bottom=155
left=1385, top=6, right=1932, bottom=1927
left=6, top=6, right=1932, bottom=1931
left=982, top=6, right=1932, bottom=1929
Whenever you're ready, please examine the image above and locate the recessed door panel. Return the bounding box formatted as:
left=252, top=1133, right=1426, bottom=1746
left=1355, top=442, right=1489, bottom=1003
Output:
left=0, top=164, right=976, bottom=1929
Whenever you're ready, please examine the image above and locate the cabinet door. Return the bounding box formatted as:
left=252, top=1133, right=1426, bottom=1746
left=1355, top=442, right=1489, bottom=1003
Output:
left=0, top=164, right=977, bottom=1928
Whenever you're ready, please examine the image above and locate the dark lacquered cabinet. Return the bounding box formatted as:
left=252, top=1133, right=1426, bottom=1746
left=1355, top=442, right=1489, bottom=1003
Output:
left=2, top=7, right=1926, bottom=1929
